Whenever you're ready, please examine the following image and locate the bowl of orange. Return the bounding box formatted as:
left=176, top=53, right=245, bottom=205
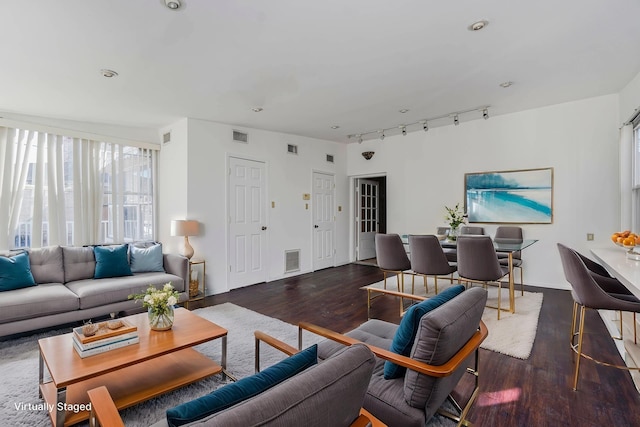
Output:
left=611, top=230, right=640, bottom=250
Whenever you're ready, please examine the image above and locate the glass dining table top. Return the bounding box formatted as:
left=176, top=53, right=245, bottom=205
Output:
left=439, top=237, right=538, bottom=252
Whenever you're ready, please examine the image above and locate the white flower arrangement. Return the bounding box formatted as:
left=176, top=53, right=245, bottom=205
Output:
left=129, top=283, right=179, bottom=316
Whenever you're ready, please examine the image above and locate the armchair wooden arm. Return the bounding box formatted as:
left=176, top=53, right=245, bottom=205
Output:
left=87, top=386, right=125, bottom=427
left=366, top=287, right=428, bottom=318
left=298, top=320, right=488, bottom=378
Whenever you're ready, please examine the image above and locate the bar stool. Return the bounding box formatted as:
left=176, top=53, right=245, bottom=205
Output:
left=557, top=243, right=640, bottom=390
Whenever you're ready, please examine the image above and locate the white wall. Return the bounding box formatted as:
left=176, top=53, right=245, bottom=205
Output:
left=620, top=70, right=640, bottom=123
left=346, top=94, right=621, bottom=289
left=164, top=118, right=349, bottom=295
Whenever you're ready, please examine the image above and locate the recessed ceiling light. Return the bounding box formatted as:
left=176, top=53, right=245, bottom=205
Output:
left=165, top=0, right=181, bottom=10
left=100, top=69, right=118, bottom=78
left=468, top=20, right=489, bottom=31
left=499, top=81, right=514, bottom=88
left=251, top=107, right=263, bottom=112
left=330, top=125, right=340, bottom=129
left=399, top=109, right=409, bottom=114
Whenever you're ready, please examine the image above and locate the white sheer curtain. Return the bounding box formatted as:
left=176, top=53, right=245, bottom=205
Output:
left=0, top=128, right=32, bottom=249
left=0, top=125, right=156, bottom=250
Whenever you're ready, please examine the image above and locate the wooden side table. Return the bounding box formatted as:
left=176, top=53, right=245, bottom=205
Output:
left=186, top=259, right=205, bottom=308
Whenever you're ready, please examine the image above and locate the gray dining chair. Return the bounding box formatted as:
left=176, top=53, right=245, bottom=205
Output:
left=374, top=233, right=413, bottom=293
left=495, top=226, right=525, bottom=295
left=408, top=234, right=457, bottom=294
left=557, top=243, right=640, bottom=390
left=436, top=226, right=457, bottom=263
left=459, top=226, right=485, bottom=235
left=457, top=235, right=510, bottom=319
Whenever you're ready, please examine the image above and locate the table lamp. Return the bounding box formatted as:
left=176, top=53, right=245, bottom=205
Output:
left=171, top=220, right=200, bottom=259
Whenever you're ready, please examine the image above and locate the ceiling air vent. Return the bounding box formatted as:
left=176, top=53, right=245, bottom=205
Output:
left=285, top=249, right=300, bottom=273
left=287, top=144, right=298, bottom=155
left=233, top=130, right=248, bottom=143
left=326, top=154, right=334, bottom=163
left=162, top=131, right=171, bottom=145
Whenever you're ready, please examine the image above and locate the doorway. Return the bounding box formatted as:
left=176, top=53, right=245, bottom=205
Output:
left=312, top=171, right=336, bottom=271
left=228, top=156, right=268, bottom=289
left=354, top=176, right=387, bottom=263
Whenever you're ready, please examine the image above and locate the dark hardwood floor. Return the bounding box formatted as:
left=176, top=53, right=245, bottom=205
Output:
left=191, top=263, right=640, bottom=426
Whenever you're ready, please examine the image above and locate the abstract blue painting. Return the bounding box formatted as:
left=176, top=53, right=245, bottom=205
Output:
left=465, top=168, right=553, bottom=223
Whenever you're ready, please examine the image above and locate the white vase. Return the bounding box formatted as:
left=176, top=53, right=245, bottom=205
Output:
left=148, top=305, right=175, bottom=331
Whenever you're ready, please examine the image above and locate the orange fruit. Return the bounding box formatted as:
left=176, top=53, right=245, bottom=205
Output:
left=623, top=237, right=635, bottom=246
left=617, top=236, right=625, bottom=244
left=612, top=233, right=620, bottom=242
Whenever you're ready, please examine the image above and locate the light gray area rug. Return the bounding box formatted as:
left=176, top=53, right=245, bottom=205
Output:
left=0, top=303, right=459, bottom=426
left=364, top=276, right=544, bottom=359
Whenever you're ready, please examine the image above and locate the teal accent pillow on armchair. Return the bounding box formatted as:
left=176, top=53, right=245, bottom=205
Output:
left=166, top=344, right=318, bottom=427
left=93, top=244, right=133, bottom=279
left=0, top=252, right=37, bottom=291
left=384, top=285, right=465, bottom=379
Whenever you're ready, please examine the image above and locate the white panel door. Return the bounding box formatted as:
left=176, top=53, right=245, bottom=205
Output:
left=356, top=179, right=379, bottom=260
left=228, top=157, right=267, bottom=289
left=312, top=172, right=335, bottom=271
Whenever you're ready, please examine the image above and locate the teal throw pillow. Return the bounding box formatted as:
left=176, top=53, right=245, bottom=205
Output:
left=130, top=244, right=165, bottom=273
left=0, top=252, right=37, bottom=291
left=384, top=285, right=465, bottom=379
left=93, top=244, right=132, bottom=279
left=166, top=344, right=318, bottom=427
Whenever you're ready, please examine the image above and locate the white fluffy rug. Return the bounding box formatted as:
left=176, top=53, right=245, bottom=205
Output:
left=363, top=275, right=543, bottom=359
left=0, top=303, right=461, bottom=426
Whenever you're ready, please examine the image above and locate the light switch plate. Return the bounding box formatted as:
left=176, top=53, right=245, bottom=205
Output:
left=587, top=233, right=594, bottom=241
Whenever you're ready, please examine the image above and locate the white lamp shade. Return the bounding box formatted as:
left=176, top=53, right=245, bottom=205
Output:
left=171, top=220, right=200, bottom=236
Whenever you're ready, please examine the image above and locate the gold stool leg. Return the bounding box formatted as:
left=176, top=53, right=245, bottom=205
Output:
left=434, top=276, right=438, bottom=295
left=497, top=281, right=501, bottom=321
left=573, top=305, right=587, bottom=391
left=520, top=266, right=524, bottom=296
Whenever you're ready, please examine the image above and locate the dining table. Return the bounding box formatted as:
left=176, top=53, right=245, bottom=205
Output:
left=441, top=237, right=538, bottom=314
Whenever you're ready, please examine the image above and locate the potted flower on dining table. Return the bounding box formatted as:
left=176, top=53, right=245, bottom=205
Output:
left=444, top=203, right=467, bottom=241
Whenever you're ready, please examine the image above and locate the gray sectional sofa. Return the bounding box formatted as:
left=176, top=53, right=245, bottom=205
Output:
left=0, top=245, right=189, bottom=338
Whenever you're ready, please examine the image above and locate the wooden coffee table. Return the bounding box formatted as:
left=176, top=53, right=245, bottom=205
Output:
left=38, top=307, right=228, bottom=426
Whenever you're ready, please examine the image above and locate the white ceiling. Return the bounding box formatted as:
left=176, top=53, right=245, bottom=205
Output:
left=1, top=0, right=640, bottom=143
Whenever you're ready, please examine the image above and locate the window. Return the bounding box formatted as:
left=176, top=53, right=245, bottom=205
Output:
left=0, top=126, right=157, bottom=249
left=632, top=121, right=640, bottom=232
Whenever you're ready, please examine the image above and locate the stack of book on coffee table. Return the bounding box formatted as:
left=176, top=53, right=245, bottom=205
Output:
left=72, top=319, right=139, bottom=358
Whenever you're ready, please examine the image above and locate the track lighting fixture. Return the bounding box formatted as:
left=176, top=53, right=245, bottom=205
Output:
left=347, top=106, right=489, bottom=142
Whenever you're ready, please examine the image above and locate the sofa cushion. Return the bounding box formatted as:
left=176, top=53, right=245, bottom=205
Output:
left=182, top=343, right=375, bottom=427
left=130, top=244, right=165, bottom=273
left=0, top=252, right=37, bottom=292
left=0, top=283, right=79, bottom=323
left=384, top=285, right=465, bottom=379
left=404, top=287, right=487, bottom=414
left=166, top=344, right=318, bottom=427
left=67, top=272, right=184, bottom=309
left=63, top=246, right=96, bottom=283
left=94, top=244, right=132, bottom=279
left=28, top=246, right=64, bottom=284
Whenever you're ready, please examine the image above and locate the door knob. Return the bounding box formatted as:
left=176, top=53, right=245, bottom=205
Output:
left=314, top=225, right=319, bottom=228
left=261, top=226, right=267, bottom=230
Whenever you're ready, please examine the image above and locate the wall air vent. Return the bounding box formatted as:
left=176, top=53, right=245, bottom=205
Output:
left=326, top=154, right=334, bottom=163
left=233, top=130, right=248, bottom=143
left=287, top=144, right=298, bottom=155
left=162, top=132, right=171, bottom=145
left=285, top=249, right=301, bottom=273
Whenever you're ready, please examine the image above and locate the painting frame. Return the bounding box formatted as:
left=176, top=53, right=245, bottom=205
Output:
left=464, top=167, right=554, bottom=224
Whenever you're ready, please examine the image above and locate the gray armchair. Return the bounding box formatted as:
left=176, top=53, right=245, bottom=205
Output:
left=290, top=287, right=489, bottom=427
